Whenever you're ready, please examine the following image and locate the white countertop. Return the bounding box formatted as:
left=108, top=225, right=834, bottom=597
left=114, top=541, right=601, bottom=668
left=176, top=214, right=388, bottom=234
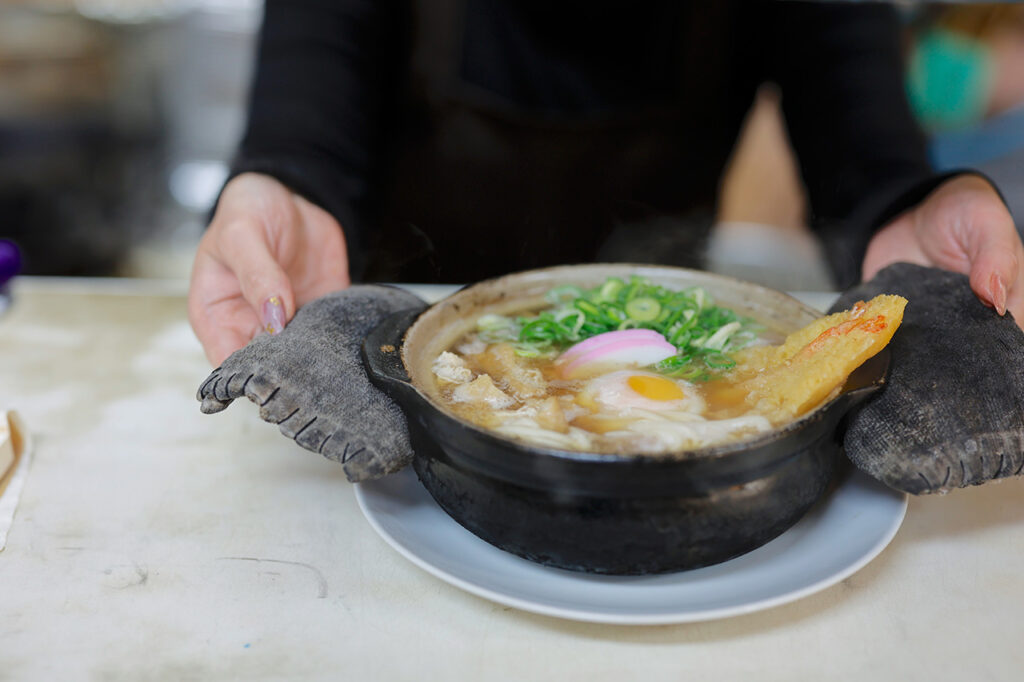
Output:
left=1, top=278, right=1022, bottom=681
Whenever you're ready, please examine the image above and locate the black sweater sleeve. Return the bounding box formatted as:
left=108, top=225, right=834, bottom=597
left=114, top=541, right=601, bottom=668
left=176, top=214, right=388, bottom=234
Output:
left=230, top=0, right=406, bottom=280
left=760, top=2, right=939, bottom=286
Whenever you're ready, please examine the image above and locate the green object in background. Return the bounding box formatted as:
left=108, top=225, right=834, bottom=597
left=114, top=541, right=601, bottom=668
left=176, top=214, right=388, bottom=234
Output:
left=907, top=28, right=993, bottom=133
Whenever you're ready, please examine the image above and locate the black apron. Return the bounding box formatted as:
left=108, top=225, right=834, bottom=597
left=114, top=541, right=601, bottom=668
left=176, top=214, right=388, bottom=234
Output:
left=366, top=0, right=753, bottom=283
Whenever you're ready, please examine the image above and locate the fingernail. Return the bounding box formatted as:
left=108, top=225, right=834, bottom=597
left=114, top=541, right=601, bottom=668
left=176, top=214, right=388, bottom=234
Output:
left=262, top=296, right=286, bottom=334
left=990, top=274, right=1008, bottom=315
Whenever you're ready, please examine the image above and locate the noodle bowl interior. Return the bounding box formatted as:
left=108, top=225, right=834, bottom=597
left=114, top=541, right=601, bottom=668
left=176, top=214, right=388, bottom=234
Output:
left=429, top=277, right=780, bottom=454
left=426, top=275, right=905, bottom=455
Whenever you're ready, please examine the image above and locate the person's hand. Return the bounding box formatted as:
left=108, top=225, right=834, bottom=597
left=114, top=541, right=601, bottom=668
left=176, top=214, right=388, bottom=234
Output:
left=863, top=174, right=1024, bottom=327
left=188, top=173, right=351, bottom=366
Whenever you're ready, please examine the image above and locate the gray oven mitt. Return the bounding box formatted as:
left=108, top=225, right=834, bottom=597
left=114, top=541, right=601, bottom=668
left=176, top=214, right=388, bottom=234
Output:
left=196, top=285, right=426, bottom=482
left=831, top=263, right=1024, bottom=494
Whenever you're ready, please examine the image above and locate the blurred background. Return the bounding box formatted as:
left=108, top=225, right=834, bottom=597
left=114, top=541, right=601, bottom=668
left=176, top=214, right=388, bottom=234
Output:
left=0, top=1, right=1022, bottom=288
left=0, top=0, right=259, bottom=278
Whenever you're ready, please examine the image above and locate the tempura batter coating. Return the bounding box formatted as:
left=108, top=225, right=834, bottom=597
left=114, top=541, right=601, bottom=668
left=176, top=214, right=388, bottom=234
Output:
left=740, top=294, right=907, bottom=424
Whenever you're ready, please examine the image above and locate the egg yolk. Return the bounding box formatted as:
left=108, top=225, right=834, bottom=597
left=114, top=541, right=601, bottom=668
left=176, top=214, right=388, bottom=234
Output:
left=627, top=374, right=686, bottom=401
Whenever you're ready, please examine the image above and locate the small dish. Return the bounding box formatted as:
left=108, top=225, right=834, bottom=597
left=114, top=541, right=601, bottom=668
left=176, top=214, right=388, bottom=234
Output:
left=354, top=465, right=907, bottom=625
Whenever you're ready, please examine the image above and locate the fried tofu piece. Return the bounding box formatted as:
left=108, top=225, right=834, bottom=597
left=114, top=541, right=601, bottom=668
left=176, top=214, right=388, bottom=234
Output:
left=533, top=396, right=569, bottom=434
left=432, top=351, right=474, bottom=384
left=472, top=343, right=547, bottom=399
left=452, top=374, right=515, bottom=408
left=743, top=294, right=907, bottom=424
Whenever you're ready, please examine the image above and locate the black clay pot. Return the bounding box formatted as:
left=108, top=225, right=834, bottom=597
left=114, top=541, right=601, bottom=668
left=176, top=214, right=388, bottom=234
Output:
left=363, top=264, right=889, bottom=575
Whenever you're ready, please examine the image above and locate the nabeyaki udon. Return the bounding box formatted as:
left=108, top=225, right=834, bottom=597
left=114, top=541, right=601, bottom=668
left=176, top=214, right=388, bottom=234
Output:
left=430, top=276, right=906, bottom=455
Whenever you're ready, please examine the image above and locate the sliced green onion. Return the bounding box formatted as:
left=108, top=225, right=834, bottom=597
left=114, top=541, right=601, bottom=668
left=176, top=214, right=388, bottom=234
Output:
left=625, top=297, right=661, bottom=321
left=555, top=310, right=586, bottom=338
left=702, top=321, right=742, bottom=351
left=472, top=275, right=762, bottom=380
left=514, top=344, right=551, bottom=358
left=676, top=365, right=707, bottom=381
left=704, top=352, right=736, bottom=369
left=573, top=299, right=604, bottom=320
left=690, top=287, right=708, bottom=310
left=597, top=277, right=625, bottom=301
left=602, top=304, right=627, bottom=324
left=656, top=353, right=693, bottom=372
left=623, top=277, right=643, bottom=302
left=727, top=330, right=759, bottom=349
left=669, top=328, right=692, bottom=347
left=520, top=318, right=561, bottom=342
left=477, top=314, right=513, bottom=331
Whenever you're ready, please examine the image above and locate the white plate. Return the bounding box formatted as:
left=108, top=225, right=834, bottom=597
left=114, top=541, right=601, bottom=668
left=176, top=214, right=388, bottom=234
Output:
left=355, top=466, right=907, bottom=625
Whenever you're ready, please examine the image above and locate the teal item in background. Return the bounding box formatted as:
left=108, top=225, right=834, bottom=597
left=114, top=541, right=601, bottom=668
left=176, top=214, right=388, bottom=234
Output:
left=907, top=28, right=993, bottom=133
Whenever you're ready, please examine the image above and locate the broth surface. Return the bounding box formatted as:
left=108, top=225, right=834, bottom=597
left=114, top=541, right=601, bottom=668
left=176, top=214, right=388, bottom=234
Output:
left=431, top=296, right=779, bottom=454
left=427, top=284, right=906, bottom=455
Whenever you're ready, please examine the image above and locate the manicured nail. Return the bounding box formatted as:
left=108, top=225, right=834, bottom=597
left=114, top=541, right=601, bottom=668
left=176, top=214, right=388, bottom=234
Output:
left=990, top=274, right=1007, bottom=316
left=262, top=296, right=286, bottom=334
